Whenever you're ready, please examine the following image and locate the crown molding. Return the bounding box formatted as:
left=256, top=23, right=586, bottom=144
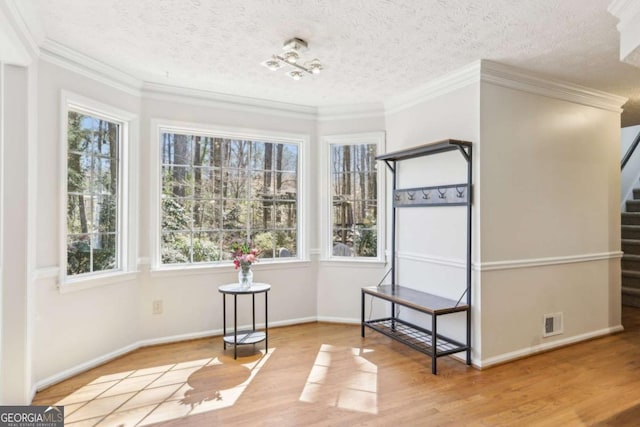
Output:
left=142, top=82, right=317, bottom=120
left=608, top=0, right=640, bottom=30
left=384, top=60, right=482, bottom=115
left=40, top=38, right=142, bottom=96
left=480, top=60, right=628, bottom=113
left=316, top=103, right=385, bottom=121
left=0, top=0, right=40, bottom=65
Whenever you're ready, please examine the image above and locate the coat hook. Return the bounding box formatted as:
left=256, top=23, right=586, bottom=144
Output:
left=407, top=191, right=415, bottom=201
left=438, top=187, right=447, bottom=199
left=456, top=186, right=465, bottom=198
left=422, top=189, right=430, bottom=199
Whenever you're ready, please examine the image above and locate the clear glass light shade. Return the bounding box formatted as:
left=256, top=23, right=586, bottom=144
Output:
left=283, top=50, right=299, bottom=64
left=308, top=59, right=322, bottom=74
left=288, top=70, right=303, bottom=80
left=261, top=57, right=282, bottom=71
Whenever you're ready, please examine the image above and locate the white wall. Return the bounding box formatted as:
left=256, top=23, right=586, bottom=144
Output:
left=33, top=60, right=142, bottom=386
left=315, top=116, right=388, bottom=323
left=1, top=64, right=30, bottom=404
left=384, top=82, right=481, bottom=356
left=478, top=80, right=622, bottom=364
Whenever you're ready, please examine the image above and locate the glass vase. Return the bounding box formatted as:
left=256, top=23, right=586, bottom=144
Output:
left=238, top=264, right=253, bottom=289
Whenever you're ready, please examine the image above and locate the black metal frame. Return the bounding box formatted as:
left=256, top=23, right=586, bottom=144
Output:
left=361, top=139, right=472, bottom=374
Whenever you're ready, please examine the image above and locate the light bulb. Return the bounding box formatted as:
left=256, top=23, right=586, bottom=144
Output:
left=261, top=57, right=282, bottom=71
left=283, top=50, right=299, bottom=64
left=308, top=59, right=322, bottom=74
left=288, top=70, right=303, bottom=80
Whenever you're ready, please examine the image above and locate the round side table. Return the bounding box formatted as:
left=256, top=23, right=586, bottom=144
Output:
left=218, top=283, right=271, bottom=359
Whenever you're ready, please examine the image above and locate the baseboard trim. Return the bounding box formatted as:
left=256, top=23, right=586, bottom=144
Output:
left=34, top=342, right=140, bottom=392
left=476, top=324, right=624, bottom=369
left=317, top=316, right=360, bottom=325
left=33, top=316, right=318, bottom=395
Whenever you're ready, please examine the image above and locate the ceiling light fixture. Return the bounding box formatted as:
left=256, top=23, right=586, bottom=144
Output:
left=261, top=37, right=323, bottom=80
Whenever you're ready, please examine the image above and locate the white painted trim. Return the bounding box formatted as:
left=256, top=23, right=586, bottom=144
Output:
left=33, top=316, right=317, bottom=392
left=320, top=132, right=386, bottom=262
left=316, top=316, right=360, bottom=325
left=143, top=82, right=317, bottom=120
left=58, top=272, right=139, bottom=294
left=397, top=251, right=466, bottom=269
left=58, top=91, right=139, bottom=290
left=608, top=0, right=640, bottom=31
left=480, top=60, right=628, bottom=113
left=385, top=61, right=481, bottom=114
left=479, top=251, right=623, bottom=271
left=309, top=248, right=321, bottom=256
left=34, top=267, right=59, bottom=280
left=149, top=260, right=312, bottom=279
left=476, top=324, right=624, bottom=369
left=25, top=62, right=39, bottom=402
left=137, top=257, right=151, bottom=266
left=318, top=260, right=387, bottom=269
left=41, top=39, right=141, bottom=97
left=0, top=0, right=39, bottom=64
left=396, top=251, right=622, bottom=271
left=316, top=103, right=385, bottom=121
left=33, top=341, right=140, bottom=391
left=149, top=119, right=310, bottom=269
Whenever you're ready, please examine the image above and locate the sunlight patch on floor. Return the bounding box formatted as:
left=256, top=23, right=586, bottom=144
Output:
left=58, top=349, right=274, bottom=426
left=299, top=344, right=377, bottom=415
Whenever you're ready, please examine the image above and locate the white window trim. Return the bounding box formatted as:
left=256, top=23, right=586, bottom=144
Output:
left=58, top=91, right=139, bottom=291
left=320, top=132, right=386, bottom=262
left=149, top=119, right=310, bottom=271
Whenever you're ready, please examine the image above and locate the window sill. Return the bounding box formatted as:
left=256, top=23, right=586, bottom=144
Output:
left=149, top=258, right=312, bottom=278
left=319, top=258, right=387, bottom=268
left=58, top=271, right=139, bottom=294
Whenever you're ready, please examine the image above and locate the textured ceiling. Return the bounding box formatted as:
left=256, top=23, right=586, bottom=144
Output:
left=18, top=0, right=640, bottom=125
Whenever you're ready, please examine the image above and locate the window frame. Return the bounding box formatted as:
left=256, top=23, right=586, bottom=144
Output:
left=150, top=119, right=309, bottom=271
left=321, top=132, right=386, bottom=263
left=59, top=91, right=139, bottom=291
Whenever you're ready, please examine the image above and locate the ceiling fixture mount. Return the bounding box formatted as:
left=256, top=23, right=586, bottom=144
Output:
left=261, top=37, right=323, bottom=80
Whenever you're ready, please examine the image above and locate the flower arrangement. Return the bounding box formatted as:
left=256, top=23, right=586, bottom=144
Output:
left=231, top=240, right=260, bottom=270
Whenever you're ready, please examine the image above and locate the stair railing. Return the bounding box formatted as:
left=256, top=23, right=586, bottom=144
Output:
left=621, top=129, right=640, bottom=170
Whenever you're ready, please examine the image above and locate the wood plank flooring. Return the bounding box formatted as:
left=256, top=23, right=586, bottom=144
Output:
left=33, top=306, right=640, bottom=426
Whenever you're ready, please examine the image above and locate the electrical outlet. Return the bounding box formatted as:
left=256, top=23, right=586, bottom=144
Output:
left=152, top=300, right=163, bottom=315
left=543, top=312, right=563, bottom=337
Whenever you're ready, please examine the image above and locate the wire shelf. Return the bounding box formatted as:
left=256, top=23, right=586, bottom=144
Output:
left=365, top=318, right=467, bottom=357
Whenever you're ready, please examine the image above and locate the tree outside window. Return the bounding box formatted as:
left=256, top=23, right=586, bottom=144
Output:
left=160, top=131, right=299, bottom=264
left=331, top=143, right=378, bottom=257
left=66, top=111, right=120, bottom=275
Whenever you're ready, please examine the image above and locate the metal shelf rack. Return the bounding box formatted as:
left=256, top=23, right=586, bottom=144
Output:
left=361, top=139, right=472, bottom=374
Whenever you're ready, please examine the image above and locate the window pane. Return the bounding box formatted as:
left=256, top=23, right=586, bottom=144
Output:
left=67, top=152, right=92, bottom=194
left=193, top=200, right=221, bottom=231
left=162, top=232, right=192, bottom=264
left=94, top=195, right=117, bottom=233
left=67, top=234, right=91, bottom=275
left=159, top=131, right=300, bottom=264
left=67, top=195, right=91, bottom=235
left=330, top=143, right=377, bottom=258
left=192, top=231, right=221, bottom=263
left=275, top=202, right=296, bottom=229
left=93, top=233, right=117, bottom=272
left=66, top=109, right=121, bottom=276
left=222, top=199, right=248, bottom=229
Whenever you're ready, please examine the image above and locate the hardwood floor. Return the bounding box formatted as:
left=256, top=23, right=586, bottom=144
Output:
left=33, top=307, right=640, bottom=426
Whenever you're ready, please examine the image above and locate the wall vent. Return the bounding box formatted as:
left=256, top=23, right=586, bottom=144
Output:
left=543, top=312, right=563, bottom=337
